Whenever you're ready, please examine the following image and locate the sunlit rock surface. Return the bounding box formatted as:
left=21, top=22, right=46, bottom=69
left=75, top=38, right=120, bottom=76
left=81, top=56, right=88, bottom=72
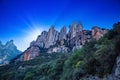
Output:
left=92, top=26, right=108, bottom=40
left=17, top=22, right=108, bottom=61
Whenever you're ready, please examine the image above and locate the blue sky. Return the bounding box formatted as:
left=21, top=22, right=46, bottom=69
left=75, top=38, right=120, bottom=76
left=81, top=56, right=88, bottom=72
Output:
left=0, top=0, right=120, bottom=51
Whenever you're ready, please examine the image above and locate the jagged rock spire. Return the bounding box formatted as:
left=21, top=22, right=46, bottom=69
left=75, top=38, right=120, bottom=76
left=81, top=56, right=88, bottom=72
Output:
left=77, top=22, right=83, bottom=32
left=59, top=26, right=67, bottom=40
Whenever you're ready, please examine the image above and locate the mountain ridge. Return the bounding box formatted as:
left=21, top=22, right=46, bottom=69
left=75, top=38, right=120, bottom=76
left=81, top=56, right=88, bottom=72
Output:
left=0, top=22, right=120, bottom=80
left=0, top=40, right=21, bottom=65
left=15, top=22, right=108, bottom=61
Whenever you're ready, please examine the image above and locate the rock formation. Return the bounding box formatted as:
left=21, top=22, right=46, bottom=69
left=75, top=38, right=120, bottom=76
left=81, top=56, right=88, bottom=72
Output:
left=92, top=26, right=108, bottom=40
left=17, top=22, right=108, bottom=61
left=45, top=26, right=59, bottom=48
left=0, top=40, right=21, bottom=65
left=114, top=55, right=120, bottom=79
left=59, top=26, right=67, bottom=40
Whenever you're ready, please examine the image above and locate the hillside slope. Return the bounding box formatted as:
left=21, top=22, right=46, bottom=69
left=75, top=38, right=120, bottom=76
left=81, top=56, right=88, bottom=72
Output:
left=0, top=22, right=120, bottom=80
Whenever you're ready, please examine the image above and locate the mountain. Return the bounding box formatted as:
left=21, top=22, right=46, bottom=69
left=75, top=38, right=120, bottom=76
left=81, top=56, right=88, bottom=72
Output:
left=0, top=40, right=21, bottom=65
left=0, top=22, right=120, bottom=80
left=16, top=22, right=108, bottom=61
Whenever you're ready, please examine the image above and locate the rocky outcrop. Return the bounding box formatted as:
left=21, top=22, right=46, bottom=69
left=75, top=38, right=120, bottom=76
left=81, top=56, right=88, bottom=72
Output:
left=35, top=26, right=59, bottom=48
left=35, top=31, right=48, bottom=48
left=59, top=26, right=67, bottom=40
left=45, top=26, right=59, bottom=48
left=68, top=22, right=77, bottom=39
left=114, top=55, right=120, bottom=79
left=23, top=46, right=40, bottom=61
left=17, top=22, right=108, bottom=61
left=68, top=22, right=83, bottom=39
left=47, top=46, right=69, bottom=53
left=0, top=40, right=21, bottom=65
left=92, top=26, right=108, bottom=40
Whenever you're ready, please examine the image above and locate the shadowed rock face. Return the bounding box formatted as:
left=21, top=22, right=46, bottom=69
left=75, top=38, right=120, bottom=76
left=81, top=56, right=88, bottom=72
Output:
left=17, top=22, right=108, bottom=61
left=115, top=55, right=120, bottom=79
left=59, top=26, right=67, bottom=40
left=35, top=31, right=48, bottom=48
left=0, top=40, right=21, bottom=64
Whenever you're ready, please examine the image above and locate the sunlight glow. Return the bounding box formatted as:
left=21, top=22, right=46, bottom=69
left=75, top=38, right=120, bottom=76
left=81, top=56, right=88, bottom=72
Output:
left=14, top=27, right=43, bottom=51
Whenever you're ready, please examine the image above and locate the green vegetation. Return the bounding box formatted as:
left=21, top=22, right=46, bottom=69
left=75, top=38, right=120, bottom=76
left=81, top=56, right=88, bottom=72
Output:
left=0, top=22, right=120, bottom=80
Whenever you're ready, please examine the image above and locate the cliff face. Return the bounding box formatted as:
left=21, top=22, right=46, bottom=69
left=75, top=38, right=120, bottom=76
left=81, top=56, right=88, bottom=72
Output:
left=23, top=46, right=40, bottom=61
left=17, top=22, right=108, bottom=61
left=92, top=26, right=108, bottom=40
left=0, top=40, right=21, bottom=64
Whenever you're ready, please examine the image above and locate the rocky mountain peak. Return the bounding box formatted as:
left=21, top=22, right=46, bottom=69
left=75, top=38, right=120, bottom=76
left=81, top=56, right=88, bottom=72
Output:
left=0, top=40, right=21, bottom=64
left=59, top=26, right=67, bottom=40
left=77, top=22, right=83, bottom=32
left=45, top=26, right=59, bottom=48
left=16, top=22, right=108, bottom=61
left=5, top=40, right=17, bottom=50
left=5, top=40, right=14, bottom=47
left=49, top=26, right=55, bottom=32
left=6, top=40, right=14, bottom=45
left=41, top=31, right=47, bottom=36
left=68, top=22, right=83, bottom=39
left=60, top=26, right=66, bottom=33
left=68, top=22, right=77, bottom=39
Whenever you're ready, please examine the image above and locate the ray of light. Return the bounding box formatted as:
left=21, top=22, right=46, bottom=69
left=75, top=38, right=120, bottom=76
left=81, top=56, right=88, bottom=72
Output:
left=13, top=26, right=43, bottom=51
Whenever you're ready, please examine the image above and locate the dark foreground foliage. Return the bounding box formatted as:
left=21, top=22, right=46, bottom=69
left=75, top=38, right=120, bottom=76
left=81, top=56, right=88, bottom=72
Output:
left=0, top=22, right=120, bottom=80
